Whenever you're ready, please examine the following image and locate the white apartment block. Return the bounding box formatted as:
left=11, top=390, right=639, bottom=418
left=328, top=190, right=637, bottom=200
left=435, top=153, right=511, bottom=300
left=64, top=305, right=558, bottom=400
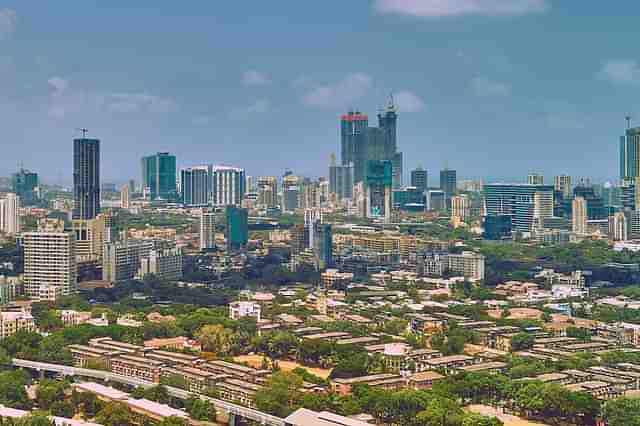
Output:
left=447, top=251, right=485, bottom=281
left=22, top=230, right=77, bottom=300
left=229, top=301, right=261, bottom=321
left=103, top=239, right=154, bottom=283
left=137, top=247, right=183, bottom=281
left=0, top=193, right=20, bottom=236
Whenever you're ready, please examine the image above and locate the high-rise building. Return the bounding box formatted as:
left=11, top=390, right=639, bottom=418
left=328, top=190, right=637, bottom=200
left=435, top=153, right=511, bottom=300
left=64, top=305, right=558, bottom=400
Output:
left=365, top=160, right=392, bottom=222
left=200, top=209, right=216, bottom=251
left=572, top=196, right=587, bottom=235
left=451, top=195, right=470, bottom=221
left=23, top=222, right=77, bottom=300
left=426, top=190, right=446, bottom=212
left=527, top=173, right=544, bottom=185
left=73, top=138, right=100, bottom=220
left=313, top=222, right=333, bottom=271
left=411, top=167, right=428, bottom=193
left=212, top=166, right=245, bottom=206
left=447, top=251, right=485, bottom=281
left=621, top=126, right=640, bottom=182
left=608, top=212, right=628, bottom=242
left=554, top=175, right=572, bottom=198
left=137, top=247, right=183, bottom=281
left=484, top=183, right=554, bottom=233
left=141, top=152, right=177, bottom=200
left=0, top=193, right=20, bottom=236
left=120, top=184, right=130, bottom=209
left=440, top=169, right=457, bottom=201
left=71, top=213, right=112, bottom=261
left=102, top=239, right=154, bottom=283
left=340, top=110, right=369, bottom=184
left=329, top=154, right=354, bottom=201
left=282, top=174, right=301, bottom=212
left=573, top=184, right=607, bottom=220
left=11, top=169, right=38, bottom=205
left=300, top=179, right=321, bottom=210
left=180, top=166, right=211, bottom=206
left=257, top=176, right=278, bottom=208
left=226, top=207, right=248, bottom=251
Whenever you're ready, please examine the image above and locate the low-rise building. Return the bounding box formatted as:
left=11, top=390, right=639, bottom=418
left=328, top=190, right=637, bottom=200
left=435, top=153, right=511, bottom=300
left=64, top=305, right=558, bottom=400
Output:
left=110, top=355, right=163, bottom=383
left=229, top=301, right=262, bottom=321
left=0, top=309, right=35, bottom=338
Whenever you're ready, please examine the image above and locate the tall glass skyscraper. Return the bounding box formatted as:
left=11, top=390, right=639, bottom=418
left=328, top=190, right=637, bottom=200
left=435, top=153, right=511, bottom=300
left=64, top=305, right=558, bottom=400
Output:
left=73, top=138, right=100, bottom=220
left=226, top=206, right=248, bottom=251
left=141, top=152, right=177, bottom=200
left=11, top=168, right=38, bottom=205
left=621, top=127, right=640, bottom=182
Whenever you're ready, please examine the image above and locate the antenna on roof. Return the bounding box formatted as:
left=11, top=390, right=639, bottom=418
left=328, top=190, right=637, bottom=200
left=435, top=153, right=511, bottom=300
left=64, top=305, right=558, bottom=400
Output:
left=626, top=115, right=632, bottom=130
left=76, top=128, right=89, bottom=138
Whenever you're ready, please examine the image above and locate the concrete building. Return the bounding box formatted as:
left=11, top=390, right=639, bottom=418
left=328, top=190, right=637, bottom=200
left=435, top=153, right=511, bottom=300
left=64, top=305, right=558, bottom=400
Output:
left=527, top=173, right=544, bottom=185
left=609, top=211, right=629, bottom=242
left=411, top=167, right=428, bottom=193
left=0, top=193, right=20, bottom=236
left=120, top=184, right=130, bottom=209
left=141, top=152, right=177, bottom=201
left=572, top=196, right=587, bottom=235
left=0, top=310, right=35, bottom=338
left=554, top=175, right=572, bottom=198
left=328, top=154, right=354, bottom=201
left=484, top=183, right=554, bottom=234
left=365, top=160, right=392, bottom=222
left=447, top=251, right=485, bottom=281
left=285, top=409, right=372, bottom=426
left=22, top=227, right=77, bottom=300
left=199, top=209, right=216, bottom=250
left=229, top=301, right=261, bottom=321
left=440, top=169, right=457, bottom=202
left=0, top=276, right=20, bottom=305
left=180, top=165, right=211, bottom=206
left=212, top=165, right=245, bottom=206
left=137, top=247, right=183, bottom=281
left=103, top=239, right=154, bottom=283
left=451, top=194, right=470, bottom=221
left=73, top=137, right=100, bottom=220
left=621, top=126, right=640, bottom=181
left=257, top=176, right=278, bottom=208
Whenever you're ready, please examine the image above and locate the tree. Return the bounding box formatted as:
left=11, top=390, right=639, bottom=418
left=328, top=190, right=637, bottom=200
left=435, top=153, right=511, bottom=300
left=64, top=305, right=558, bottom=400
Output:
left=510, top=333, right=535, bottom=351
left=603, top=397, right=640, bottom=426
left=185, top=397, right=216, bottom=422
left=461, top=413, right=504, bottom=426
left=35, top=380, right=67, bottom=410
left=566, top=327, right=591, bottom=341
left=95, top=402, right=131, bottom=426
left=156, top=417, right=189, bottom=426
left=50, top=401, right=75, bottom=418
left=196, top=324, right=233, bottom=356
left=255, top=371, right=303, bottom=417
left=330, top=352, right=369, bottom=379
left=0, top=370, right=31, bottom=409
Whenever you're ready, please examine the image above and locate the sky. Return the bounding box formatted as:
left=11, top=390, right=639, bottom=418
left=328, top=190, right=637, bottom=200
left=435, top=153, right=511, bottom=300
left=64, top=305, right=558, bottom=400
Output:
left=0, top=0, right=638, bottom=186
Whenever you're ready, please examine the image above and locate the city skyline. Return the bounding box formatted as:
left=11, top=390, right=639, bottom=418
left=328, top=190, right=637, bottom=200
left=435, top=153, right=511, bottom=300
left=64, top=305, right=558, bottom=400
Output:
left=1, top=1, right=639, bottom=183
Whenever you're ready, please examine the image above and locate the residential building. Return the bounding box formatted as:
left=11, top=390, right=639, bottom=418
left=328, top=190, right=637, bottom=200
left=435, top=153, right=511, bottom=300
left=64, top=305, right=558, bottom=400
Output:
left=609, top=212, right=628, bottom=241
left=451, top=194, right=470, bottom=221
left=73, top=137, right=100, bottom=220
left=0, top=310, right=34, bottom=338
left=554, top=175, right=572, bottom=198
left=365, top=160, right=392, bottom=222
left=0, top=193, right=20, bottom=236
left=0, top=276, right=20, bottom=305
left=180, top=165, right=211, bottom=206
left=120, top=184, right=130, bottom=209
left=137, top=247, right=183, bottom=281
left=426, top=189, right=446, bottom=212
left=257, top=176, right=278, bottom=208
left=212, top=166, right=245, bottom=206
left=313, top=222, right=333, bottom=271
left=110, top=355, right=163, bottom=383
left=199, top=209, right=216, bottom=250
left=527, top=173, right=544, bottom=185
left=102, top=239, right=155, bottom=283
left=229, top=301, right=261, bottom=321
left=447, top=251, right=485, bottom=281
left=282, top=174, right=302, bottom=212
left=572, top=196, right=587, bottom=235
left=11, top=168, right=38, bottom=205
left=328, top=154, right=354, bottom=201
left=411, top=167, right=428, bottom=193
left=22, top=226, right=77, bottom=300
left=141, top=152, right=177, bottom=200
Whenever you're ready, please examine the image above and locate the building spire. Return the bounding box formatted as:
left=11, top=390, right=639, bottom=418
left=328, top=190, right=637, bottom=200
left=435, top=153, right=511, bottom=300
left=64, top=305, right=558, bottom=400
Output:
left=386, top=92, right=396, bottom=112
left=626, top=114, right=632, bottom=130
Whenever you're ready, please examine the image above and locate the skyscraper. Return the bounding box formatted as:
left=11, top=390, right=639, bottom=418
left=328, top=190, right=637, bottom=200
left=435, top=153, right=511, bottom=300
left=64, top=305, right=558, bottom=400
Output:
left=120, top=184, right=130, bottom=209
left=313, top=222, right=333, bottom=271
left=282, top=174, right=301, bottom=212
left=340, top=111, right=368, bottom=183
left=180, top=166, right=211, bottom=206
left=572, top=196, right=587, bottom=235
left=329, top=154, right=354, bottom=201
left=411, top=167, right=428, bottom=193
left=141, top=152, right=177, bottom=200
left=212, top=166, right=245, bottom=206
left=451, top=195, right=470, bottom=221
left=200, top=209, right=216, bottom=250
left=11, top=169, right=38, bottom=205
left=621, top=125, right=640, bottom=182
left=257, top=176, right=278, bottom=208
left=226, top=206, right=248, bottom=251
left=0, top=193, right=20, bottom=236
left=527, top=173, right=544, bottom=185
left=484, top=183, right=554, bottom=233
left=608, top=211, right=628, bottom=241
left=554, top=175, right=572, bottom=198
left=365, top=160, right=393, bottom=222
left=73, top=138, right=100, bottom=220
left=440, top=169, right=457, bottom=200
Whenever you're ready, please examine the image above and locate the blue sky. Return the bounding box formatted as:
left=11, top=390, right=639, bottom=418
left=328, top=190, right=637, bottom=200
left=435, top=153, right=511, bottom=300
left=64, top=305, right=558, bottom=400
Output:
left=0, top=0, right=638, bottom=186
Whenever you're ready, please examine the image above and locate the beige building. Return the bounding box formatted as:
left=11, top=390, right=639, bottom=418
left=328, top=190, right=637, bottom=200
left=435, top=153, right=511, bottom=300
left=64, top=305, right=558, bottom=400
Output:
left=447, top=251, right=485, bottom=281
left=120, top=184, right=130, bottom=209
left=609, top=212, right=628, bottom=242
left=0, top=310, right=35, bottom=338
left=199, top=209, right=216, bottom=250
left=137, top=247, right=183, bottom=281
left=572, top=196, right=587, bottom=235
left=450, top=194, right=470, bottom=222
left=22, top=227, right=77, bottom=300
left=0, top=193, right=20, bottom=236
left=554, top=175, right=572, bottom=198
left=102, top=239, right=154, bottom=283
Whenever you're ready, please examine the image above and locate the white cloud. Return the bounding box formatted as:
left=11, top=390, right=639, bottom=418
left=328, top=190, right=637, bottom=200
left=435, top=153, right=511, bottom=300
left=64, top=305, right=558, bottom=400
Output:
left=242, top=70, right=270, bottom=86
left=301, top=73, right=373, bottom=109
left=229, top=98, right=270, bottom=120
left=374, top=0, right=548, bottom=17
left=0, top=9, right=16, bottom=39
left=471, top=76, right=511, bottom=97
left=393, top=90, right=425, bottom=112
left=600, top=60, right=640, bottom=84
left=46, top=77, right=175, bottom=120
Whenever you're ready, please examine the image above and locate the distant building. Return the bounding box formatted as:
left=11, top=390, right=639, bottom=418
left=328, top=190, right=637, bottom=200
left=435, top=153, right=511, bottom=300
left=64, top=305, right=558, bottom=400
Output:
left=11, top=169, right=38, bottom=205
left=257, top=176, right=278, bottom=208
left=103, top=239, right=154, bottom=283
left=229, top=301, right=261, bottom=321
left=120, top=184, right=130, bottom=209
left=439, top=169, right=457, bottom=201
left=226, top=207, right=248, bottom=251
left=0, top=310, right=35, bottom=339
left=426, top=190, right=446, bottom=212
left=212, top=166, right=245, bottom=206
left=282, top=174, right=301, bottom=212
left=482, top=215, right=512, bottom=240
left=313, top=222, right=333, bottom=271
left=365, top=160, right=392, bottom=222
left=554, top=175, right=572, bottom=198
left=180, top=165, right=211, bottom=206
left=329, top=155, right=354, bottom=201
left=572, top=196, right=587, bottom=235
left=199, top=209, right=216, bottom=250
left=0, top=276, right=20, bottom=305
left=137, top=247, right=183, bottom=281
left=0, top=193, right=20, bottom=236
left=411, top=167, right=428, bottom=193
left=621, top=126, right=640, bottom=181
left=484, top=183, right=554, bottom=234
left=609, top=212, right=628, bottom=242
left=451, top=194, right=470, bottom=221
left=73, top=138, right=100, bottom=220
left=527, top=173, right=544, bottom=185
left=447, top=251, right=485, bottom=281
left=141, top=152, right=177, bottom=200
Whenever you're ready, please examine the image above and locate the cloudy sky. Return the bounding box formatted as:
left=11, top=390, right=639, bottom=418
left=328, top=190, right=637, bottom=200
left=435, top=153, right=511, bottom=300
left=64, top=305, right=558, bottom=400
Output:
left=0, top=1, right=637, bottom=185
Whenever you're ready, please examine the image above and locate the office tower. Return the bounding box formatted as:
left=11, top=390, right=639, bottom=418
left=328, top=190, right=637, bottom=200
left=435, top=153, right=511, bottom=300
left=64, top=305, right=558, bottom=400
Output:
left=200, top=209, right=216, bottom=250
left=0, top=193, right=20, bottom=236
left=329, top=155, right=354, bottom=201
left=257, top=176, right=278, bottom=208
left=301, top=179, right=321, bottom=210
left=212, top=166, right=245, bottom=206
left=393, top=187, right=425, bottom=211
left=554, top=175, right=572, bottom=198
left=340, top=97, right=402, bottom=186
left=128, top=179, right=136, bottom=194
left=226, top=206, right=248, bottom=251
left=73, top=138, right=100, bottom=220
left=71, top=213, right=111, bottom=261
left=102, top=239, right=154, bottom=283
left=11, top=169, right=38, bottom=205
left=527, top=173, right=544, bottom=185
left=440, top=169, right=457, bottom=201
left=313, top=222, right=333, bottom=271
left=621, top=125, right=640, bottom=182
left=483, top=183, right=555, bottom=233
left=572, top=196, right=587, bottom=235
left=608, top=212, right=628, bottom=242
left=137, top=247, right=183, bottom=281
left=364, top=160, right=392, bottom=222
left=282, top=174, right=301, bottom=212
left=411, top=167, right=428, bottom=193
left=305, top=209, right=322, bottom=250
left=426, top=190, right=446, bottom=211
left=573, top=184, right=606, bottom=220
left=451, top=195, right=470, bottom=221
left=120, top=184, right=130, bottom=209
left=141, top=152, right=177, bottom=200
left=180, top=165, right=211, bottom=206
left=23, top=221, right=77, bottom=300
left=482, top=215, right=512, bottom=240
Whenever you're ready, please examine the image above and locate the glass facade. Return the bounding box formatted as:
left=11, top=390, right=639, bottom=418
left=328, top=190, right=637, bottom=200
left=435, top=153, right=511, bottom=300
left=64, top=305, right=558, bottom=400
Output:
left=141, top=152, right=177, bottom=200
left=11, top=169, right=38, bottom=205
left=226, top=206, right=248, bottom=251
